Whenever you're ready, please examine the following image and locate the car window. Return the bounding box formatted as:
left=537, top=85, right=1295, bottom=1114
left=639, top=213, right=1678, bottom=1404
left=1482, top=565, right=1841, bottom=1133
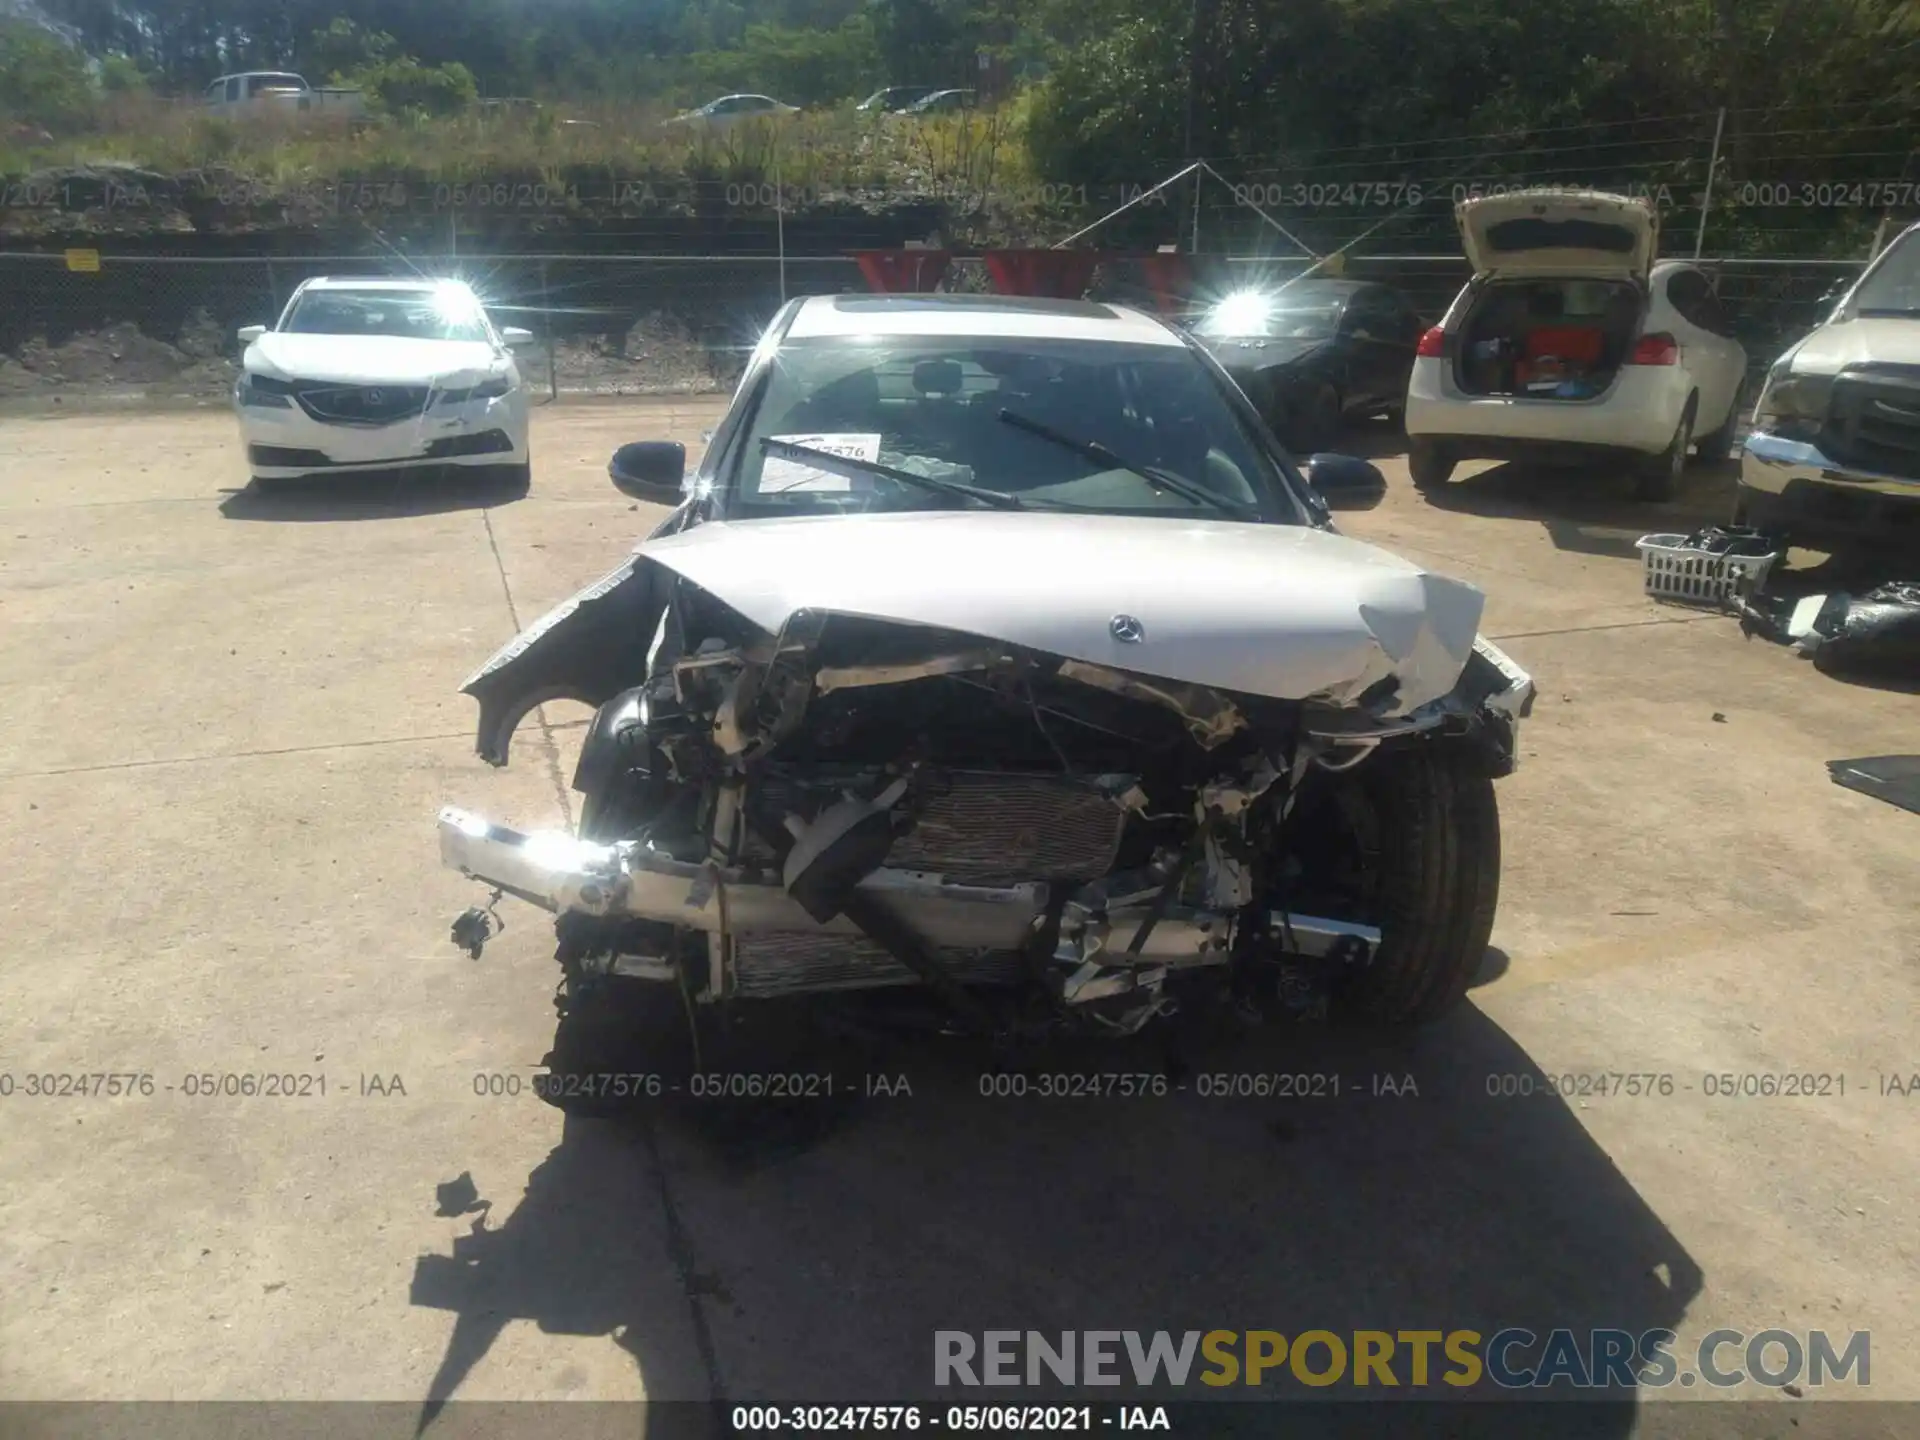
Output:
left=281, top=289, right=492, bottom=342
left=1664, top=269, right=1715, bottom=330
left=1696, top=285, right=1733, bottom=337
left=728, top=336, right=1293, bottom=521
left=225, top=78, right=240, bottom=101
left=1341, top=291, right=1395, bottom=336
left=1849, top=230, right=1920, bottom=316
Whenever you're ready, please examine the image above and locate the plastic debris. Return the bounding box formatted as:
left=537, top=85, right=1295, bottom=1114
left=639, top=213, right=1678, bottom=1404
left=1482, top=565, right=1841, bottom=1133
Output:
left=1828, top=756, right=1920, bottom=817
left=1740, top=581, right=1920, bottom=674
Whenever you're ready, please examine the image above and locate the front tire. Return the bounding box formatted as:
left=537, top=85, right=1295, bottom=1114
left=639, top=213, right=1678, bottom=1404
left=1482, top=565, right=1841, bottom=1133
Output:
left=541, top=969, right=696, bottom=1118
left=1326, top=744, right=1501, bottom=1027
left=1692, top=382, right=1746, bottom=465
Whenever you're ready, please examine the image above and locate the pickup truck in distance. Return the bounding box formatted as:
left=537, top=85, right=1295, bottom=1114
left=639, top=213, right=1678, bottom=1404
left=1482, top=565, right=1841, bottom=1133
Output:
left=203, top=72, right=366, bottom=119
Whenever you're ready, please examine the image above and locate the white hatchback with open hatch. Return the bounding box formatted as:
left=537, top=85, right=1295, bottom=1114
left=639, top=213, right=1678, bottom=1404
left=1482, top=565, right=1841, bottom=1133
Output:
left=1404, top=190, right=1748, bottom=501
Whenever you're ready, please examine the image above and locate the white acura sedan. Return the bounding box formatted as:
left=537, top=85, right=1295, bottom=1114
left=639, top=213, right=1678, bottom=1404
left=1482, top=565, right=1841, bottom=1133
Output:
left=234, top=276, right=533, bottom=490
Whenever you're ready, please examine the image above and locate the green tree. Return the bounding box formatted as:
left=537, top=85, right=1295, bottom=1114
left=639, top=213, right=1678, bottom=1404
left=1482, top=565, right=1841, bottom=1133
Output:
left=302, top=18, right=400, bottom=85
left=98, top=53, right=151, bottom=95
left=362, top=56, right=479, bottom=117
left=0, top=19, right=94, bottom=130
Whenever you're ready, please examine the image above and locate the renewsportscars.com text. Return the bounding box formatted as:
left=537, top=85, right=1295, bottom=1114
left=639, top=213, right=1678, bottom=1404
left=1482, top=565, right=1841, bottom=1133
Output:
left=934, top=1329, right=1870, bottom=1391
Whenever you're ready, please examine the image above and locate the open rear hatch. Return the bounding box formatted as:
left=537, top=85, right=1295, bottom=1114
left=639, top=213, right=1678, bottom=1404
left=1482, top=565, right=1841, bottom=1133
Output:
left=1457, top=190, right=1657, bottom=282
left=1450, top=192, right=1656, bottom=398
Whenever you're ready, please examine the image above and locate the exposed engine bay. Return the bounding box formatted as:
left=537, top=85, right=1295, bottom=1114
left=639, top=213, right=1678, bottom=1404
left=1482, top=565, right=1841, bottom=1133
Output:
left=439, top=524, right=1534, bottom=1043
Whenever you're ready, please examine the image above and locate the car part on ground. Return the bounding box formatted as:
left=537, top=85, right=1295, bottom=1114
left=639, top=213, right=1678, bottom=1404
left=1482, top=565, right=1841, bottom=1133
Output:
left=1737, top=579, right=1920, bottom=676
left=435, top=293, right=1534, bottom=1109
left=1827, top=756, right=1920, bottom=817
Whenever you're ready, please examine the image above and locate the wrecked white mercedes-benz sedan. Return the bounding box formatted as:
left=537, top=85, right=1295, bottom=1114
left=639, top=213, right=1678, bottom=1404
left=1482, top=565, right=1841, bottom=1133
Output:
left=437, top=294, right=1533, bottom=1107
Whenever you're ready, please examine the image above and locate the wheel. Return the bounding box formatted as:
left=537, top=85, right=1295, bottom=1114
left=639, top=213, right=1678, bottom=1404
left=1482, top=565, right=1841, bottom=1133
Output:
left=1634, top=400, right=1694, bottom=502
left=540, top=969, right=697, bottom=1118
left=1692, top=382, right=1746, bottom=465
left=1408, top=440, right=1456, bottom=492
left=540, top=769, right=699, bottom=1117
left=1293, top=383, right=1341, bottom=453
left=1301, top=743, right=1501, bottom=1027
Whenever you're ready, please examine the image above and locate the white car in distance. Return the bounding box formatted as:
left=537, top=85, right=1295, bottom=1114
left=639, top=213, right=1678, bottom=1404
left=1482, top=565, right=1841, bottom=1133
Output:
left=664, top=94, right=800, bottom=129
left=234, top=277, right=534, bottom=491
left=1404, top=190, right=1748, bottom=501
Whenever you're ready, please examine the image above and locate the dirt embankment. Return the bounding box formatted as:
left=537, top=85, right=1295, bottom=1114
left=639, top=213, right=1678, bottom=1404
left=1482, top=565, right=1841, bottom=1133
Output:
left=0, top=314, right=735, bottom=407
left=0, top=316, right=238, bottom=402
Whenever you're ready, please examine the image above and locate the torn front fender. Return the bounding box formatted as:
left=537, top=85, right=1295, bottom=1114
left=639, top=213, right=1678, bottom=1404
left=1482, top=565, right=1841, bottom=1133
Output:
left=462, top=556, right=666, bottom=766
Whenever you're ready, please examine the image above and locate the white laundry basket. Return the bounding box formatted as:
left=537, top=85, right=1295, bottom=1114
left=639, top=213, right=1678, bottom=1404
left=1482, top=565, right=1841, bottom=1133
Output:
left=1635, top=531, right=1780, bottom=606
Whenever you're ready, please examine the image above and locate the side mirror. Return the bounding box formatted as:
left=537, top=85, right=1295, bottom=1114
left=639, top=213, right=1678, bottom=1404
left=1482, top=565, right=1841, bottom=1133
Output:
left=1301, top=453, right=1386, bottom=511
left=501, top=326, right=535, bottom=346
left=609, top=441, right=687, bottom=503
left=237, top=324, right=266, bottom=344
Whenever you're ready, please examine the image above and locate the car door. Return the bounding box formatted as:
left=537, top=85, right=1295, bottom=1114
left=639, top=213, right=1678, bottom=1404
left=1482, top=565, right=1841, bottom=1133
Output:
left=1338, top=289, right=1409, bottom=409
left=1659, top=267, right=1743, bottom=431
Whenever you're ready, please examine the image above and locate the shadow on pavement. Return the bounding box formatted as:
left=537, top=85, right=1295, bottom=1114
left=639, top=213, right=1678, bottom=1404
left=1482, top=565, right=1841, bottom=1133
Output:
left=1419, top=457, right=1740, bottom=562
left=1470, top=946, right=1511, bottom=988
left=217, top=466, right=530, bottom=521
left=411, top=1003, right=1701, bottom=1435
left=1321, top=416, right=1411, bottom=463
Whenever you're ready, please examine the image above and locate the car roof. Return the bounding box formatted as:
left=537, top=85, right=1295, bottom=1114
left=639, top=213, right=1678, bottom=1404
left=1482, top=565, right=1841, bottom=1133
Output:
left=786, top=293, right=1182, bottom=346
left=298, top=276, right=473, bottom=293
left=1223, top=279, right=1375, bottom=301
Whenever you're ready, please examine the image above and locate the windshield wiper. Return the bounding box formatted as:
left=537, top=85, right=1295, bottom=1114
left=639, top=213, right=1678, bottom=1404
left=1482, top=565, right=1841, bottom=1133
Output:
left=996, top=409, right=1261, bottom=520
left=759, top=438, right=1027, bottom=510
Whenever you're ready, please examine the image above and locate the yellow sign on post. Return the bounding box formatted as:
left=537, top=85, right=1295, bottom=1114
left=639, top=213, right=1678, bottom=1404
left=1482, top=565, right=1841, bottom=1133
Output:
left=65, top=249, right=101, bottom=273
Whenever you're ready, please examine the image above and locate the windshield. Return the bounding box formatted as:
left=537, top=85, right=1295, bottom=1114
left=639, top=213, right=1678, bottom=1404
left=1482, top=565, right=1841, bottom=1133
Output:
left=280, top=288, right=492, bottom=342
left=1198, top=292, right=1341, bottom=340
left=1849, top=231, right=1920, bottom=315
left=727, top=336, right=1294, bottom=521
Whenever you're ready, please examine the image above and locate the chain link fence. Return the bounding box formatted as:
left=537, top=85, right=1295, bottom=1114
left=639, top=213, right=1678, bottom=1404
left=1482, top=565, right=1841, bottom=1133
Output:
left=0, top=250, right=878, bottom=402
left=0, top=246, right=1876, bottom=405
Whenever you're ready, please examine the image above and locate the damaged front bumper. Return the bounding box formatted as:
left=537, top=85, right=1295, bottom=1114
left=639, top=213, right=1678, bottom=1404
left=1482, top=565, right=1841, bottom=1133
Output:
left=1740, top=431, right=1920, bottom=547
left=438, top=806, right=1380, bottom=997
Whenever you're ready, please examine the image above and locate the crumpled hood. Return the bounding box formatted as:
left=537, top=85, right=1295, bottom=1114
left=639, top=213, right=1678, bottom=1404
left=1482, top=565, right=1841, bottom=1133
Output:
left=247, top=333, right=503, bottom=385
left=1781, top=317, right=1920, bottom=375
left=637, top=510, right=1486, bottom=715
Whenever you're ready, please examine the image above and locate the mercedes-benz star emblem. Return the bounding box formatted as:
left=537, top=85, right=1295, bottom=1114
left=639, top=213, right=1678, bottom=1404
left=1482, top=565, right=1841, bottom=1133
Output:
left=1109, top=613, right=1145, bottom=644
left=365, top=389, right=384, bottom=404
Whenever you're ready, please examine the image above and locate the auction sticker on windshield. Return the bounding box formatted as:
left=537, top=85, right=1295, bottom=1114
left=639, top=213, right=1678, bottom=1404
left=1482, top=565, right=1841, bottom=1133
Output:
left=762, top=433, right=880, bottom=493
